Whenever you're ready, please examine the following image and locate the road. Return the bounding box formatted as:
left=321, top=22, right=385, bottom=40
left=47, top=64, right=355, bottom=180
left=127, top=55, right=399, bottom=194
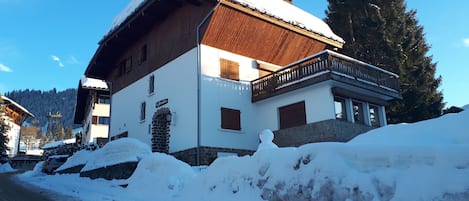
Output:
left=0, top=171, right=78, bottom=201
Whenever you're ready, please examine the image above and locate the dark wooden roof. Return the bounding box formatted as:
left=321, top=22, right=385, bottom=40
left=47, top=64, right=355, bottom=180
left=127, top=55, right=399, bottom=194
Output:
left=85, top=0, right=202, bottom=79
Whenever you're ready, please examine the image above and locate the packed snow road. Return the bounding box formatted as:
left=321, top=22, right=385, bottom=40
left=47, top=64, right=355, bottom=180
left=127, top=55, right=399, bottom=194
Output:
left=0, top=171, right=77, bottom=201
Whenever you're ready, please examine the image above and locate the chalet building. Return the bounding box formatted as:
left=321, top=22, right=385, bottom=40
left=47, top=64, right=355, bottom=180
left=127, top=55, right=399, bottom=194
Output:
left=1, top=95, right=34, bottom=157
left=73, top=77, right=110, bottom=146
left=81, top=0, right=401, bottom=165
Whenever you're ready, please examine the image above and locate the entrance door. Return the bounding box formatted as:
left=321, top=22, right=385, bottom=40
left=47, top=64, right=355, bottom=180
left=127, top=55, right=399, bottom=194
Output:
left=151, top=107, right=171, bottom=153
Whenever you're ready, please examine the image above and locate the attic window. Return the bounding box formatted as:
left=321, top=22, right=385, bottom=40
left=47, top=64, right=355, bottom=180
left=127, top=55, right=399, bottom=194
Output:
left=220, top=58, right=239, bottom=81
left=118, top=56, right=132, bottom=76
left=139, top=44, right=147, bottom=64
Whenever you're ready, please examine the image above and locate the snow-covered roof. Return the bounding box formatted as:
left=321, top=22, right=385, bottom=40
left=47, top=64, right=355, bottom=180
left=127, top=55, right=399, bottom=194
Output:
left=80, top=76, right=108, bottom=91
left=1, top=95, right=34, bottom=117
left=107, top=0, right=146, bottom=36
left=105, top=0, right=344, bottom=44
left=229, top=0, right=344, bottom=43
left=43, top=138, right=76, bottom=149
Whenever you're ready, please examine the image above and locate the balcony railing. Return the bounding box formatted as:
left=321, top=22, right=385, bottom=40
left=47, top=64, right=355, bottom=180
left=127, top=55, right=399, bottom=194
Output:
left=251, top=50, right=400, bottom=102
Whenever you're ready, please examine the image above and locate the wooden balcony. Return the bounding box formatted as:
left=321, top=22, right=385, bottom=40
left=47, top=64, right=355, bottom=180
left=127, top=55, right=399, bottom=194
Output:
left=251, top=50, right=401, bottom=102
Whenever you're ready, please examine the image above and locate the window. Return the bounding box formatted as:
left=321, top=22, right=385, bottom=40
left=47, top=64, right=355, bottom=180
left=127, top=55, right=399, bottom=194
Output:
left=149, top=75, right=155, bottom=94
left=334, top=97, right=347, bottom=121
left=140, top=102, right=146, bottom=121
left=98, top=96, right=110, bottom=104
left=352, top=101, right=364, bottom=124
left=221, top=107, right=241, bottom=130
left=220, top=58, right=239, bottom=81
left=278, top=101, right=306, bottom=129
left=139, top=44, right=147, bottom=64
left=92, top=116, right=98, bottom=125
left=98, top=117, right=110, bottom=125
left=369, top=105, right=381, bottom=127
left=118, top=57, right=132, bottom=76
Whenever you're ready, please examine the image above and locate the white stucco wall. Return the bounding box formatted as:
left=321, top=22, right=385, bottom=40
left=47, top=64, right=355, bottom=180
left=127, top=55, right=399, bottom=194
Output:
left=6, top=122, right=21, bottom=157
left=199, top=45, right=337, bottom=151
left=110, top=48, right=199, bottom=152
left=254, top=82, right=336, bottom=131
left=199, top=45, right=272, bottom=150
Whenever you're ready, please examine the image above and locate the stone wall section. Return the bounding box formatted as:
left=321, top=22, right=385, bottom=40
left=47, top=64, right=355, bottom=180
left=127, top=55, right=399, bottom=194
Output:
left=273, top=119, right=374, bottom=147
left=172, top=146, right=254, bottom=166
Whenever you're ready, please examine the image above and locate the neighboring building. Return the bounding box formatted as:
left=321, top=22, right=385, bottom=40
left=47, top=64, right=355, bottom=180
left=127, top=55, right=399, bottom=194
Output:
left=79, top=0, right=401, bottom=165
left=73, top=76, right=110, bottom=146
left=1, top=95, right=34, bottom=157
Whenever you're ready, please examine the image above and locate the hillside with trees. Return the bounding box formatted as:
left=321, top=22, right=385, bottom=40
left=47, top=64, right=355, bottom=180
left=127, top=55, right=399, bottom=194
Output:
left=4, top=88, right=77, bottom=129
left=325, top=0, right=444, bottom=123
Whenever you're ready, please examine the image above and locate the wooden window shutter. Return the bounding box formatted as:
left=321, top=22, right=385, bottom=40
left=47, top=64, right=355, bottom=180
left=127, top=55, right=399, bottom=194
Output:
left=221, top=107, right=241, bottom=130
left=278, top=101, right=306, bottom=129
left=92, top=116, right=98, bottom=125
left=220, top=58, right=239, bottom=81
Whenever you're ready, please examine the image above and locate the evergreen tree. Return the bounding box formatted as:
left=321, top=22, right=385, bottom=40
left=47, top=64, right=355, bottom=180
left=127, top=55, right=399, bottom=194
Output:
left=0, top=96, right=10, bottom=153
left=325, top=0, right=444, bottom=123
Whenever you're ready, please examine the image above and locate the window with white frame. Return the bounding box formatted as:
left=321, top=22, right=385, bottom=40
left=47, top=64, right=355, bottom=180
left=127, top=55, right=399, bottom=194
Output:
left=369, top=104, right=381, bottom=127
left=334, top=97, right=347, bottom=121
left=140, top=102, right=146, bottom=121
left=149, top=75, right=155, bottom=95
left=352, top=101, right=364, bottom=124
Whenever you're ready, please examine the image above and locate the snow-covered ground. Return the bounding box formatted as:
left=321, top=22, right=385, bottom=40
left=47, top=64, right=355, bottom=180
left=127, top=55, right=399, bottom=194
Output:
left=13, top=105, right=469, bottom=201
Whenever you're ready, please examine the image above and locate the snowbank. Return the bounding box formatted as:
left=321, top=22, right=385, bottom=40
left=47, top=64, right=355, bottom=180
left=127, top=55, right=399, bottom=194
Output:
left=126, top=153, right=196, bottom=201
left=56, top=149, right=94, bottom=172
left=16, top=106, right=469, bottom=201
left=81, top=138, right=151, bottom=172
left=0, top=162, right=16, bottom=173
left=350, top=105, right=469, bottom=146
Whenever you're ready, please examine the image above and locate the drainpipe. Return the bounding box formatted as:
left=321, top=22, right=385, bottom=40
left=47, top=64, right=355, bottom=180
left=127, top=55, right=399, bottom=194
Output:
left=106, top=81, right=113, bottom=144
left=196, top=2, right=220, bottom=166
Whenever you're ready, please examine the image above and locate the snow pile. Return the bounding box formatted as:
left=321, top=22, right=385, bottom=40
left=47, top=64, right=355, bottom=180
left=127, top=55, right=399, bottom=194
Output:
left=56, top=149, right=94, bottom=172
left=81, top=138, right=151, bottom=172
left=16, top=107, right=469, bottom=201
left=350, top=105, right=469, bottom=146
left=0, top=162, right=16, bottom=173
left=125, top=153, right=196, bottom=201
left=19, top=161, right=45, bottom=178
left=231, top=0, right=344, bottom=43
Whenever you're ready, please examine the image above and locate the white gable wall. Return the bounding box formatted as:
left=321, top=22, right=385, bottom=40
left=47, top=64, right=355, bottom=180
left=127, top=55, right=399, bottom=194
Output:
left=6, top=122, right=21, bottom=157
left=110, top=48, right=199, bottom=153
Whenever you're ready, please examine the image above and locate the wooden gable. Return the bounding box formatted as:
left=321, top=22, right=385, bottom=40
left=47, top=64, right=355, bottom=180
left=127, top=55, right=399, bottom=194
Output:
left=201, top=2, right=332, bottom=66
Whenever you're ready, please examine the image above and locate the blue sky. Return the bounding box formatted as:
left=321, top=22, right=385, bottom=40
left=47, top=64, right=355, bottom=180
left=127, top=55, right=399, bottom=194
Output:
left=0, top=0, right=468, bottom=107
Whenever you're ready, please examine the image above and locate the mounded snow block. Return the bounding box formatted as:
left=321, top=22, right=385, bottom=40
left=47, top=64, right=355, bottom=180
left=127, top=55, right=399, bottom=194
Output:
left=56, top=164, right=85, bottom=174
left=79, top=161, right=138, bottom=180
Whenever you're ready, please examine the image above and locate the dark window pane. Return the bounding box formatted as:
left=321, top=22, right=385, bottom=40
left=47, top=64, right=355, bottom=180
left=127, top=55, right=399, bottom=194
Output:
left=279, top=101, right=306, bottom=129
left=334, top=97, right=347, bottom=120
left=221, top=107, right=241, bottom=130
left=352, top=101, right=364, bottom=124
